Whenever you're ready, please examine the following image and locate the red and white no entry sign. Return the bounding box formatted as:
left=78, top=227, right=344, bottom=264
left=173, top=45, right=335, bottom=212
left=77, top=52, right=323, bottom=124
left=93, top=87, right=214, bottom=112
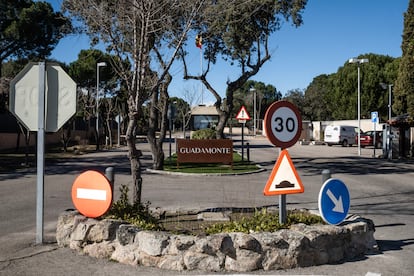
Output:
left=71, top=170, right=113, bottom=218
left=264, top=101, right=302, bottom=148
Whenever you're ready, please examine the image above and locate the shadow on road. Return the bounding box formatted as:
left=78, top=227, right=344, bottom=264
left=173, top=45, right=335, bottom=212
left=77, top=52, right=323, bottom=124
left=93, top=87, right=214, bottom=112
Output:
left=293, top=155, right=414, bottom=176
left=377, top=239, right=414, bottom=251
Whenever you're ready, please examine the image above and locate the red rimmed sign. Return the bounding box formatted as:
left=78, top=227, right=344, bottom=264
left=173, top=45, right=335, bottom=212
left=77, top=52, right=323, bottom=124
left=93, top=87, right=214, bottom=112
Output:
left=264, top=101, right=302, bottom=149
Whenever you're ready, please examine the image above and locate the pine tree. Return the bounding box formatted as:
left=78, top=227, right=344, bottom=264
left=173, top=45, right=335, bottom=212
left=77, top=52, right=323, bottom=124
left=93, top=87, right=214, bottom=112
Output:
left=394, top=0, right=414, bottom=116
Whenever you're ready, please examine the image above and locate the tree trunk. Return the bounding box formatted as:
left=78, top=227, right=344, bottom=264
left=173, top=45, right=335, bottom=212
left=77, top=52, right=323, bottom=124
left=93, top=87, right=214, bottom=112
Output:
left=147, top=84, right=169, bottom=170
left=215, top=108, right=228, bottom=139
left=95, top=127, right=100, bottom=151
left=215, top=88, right=233, bottom=139
left=17, top=123, right=31, bottom=165
left=106, top=119, right=112, bottom=148
left=24, top=130, right=30, bottom=166
left=61, top=126, right=72, bottom=152
left=125, top=115, right=142, bottom=204
left=147, top=69, right=171, bottom=170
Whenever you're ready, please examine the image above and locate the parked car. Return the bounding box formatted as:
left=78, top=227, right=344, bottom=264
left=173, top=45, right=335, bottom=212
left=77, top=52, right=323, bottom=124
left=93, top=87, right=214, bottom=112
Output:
left=357, top=131, right=383, bottom=148
left=324, top=125, right=358, bottom=147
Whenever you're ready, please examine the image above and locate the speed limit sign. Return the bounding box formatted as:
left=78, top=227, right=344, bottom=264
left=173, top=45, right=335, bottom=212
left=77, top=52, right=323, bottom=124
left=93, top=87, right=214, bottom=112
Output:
left=264, top=101, right=302, bottom=148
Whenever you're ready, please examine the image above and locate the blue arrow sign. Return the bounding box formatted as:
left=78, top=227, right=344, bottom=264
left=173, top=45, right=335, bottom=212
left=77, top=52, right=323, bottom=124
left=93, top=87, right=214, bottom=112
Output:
left=318, top=178, right=350, bottom=225
left=371, top=111, right=378, bottom=123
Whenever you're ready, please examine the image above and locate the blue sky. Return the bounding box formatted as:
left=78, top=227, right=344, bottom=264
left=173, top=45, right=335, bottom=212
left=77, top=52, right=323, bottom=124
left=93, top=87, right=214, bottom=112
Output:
left=48, top=0, right=408, bottom=105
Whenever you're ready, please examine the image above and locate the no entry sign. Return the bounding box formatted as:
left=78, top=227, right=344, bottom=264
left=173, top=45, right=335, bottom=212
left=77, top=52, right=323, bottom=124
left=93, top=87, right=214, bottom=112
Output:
left=71, top=170, right=113, bottom=218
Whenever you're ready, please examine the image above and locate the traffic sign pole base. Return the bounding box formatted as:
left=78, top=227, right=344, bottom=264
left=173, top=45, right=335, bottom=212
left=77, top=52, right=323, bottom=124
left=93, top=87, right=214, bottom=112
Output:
left=279, top=194, right=287, bottom=224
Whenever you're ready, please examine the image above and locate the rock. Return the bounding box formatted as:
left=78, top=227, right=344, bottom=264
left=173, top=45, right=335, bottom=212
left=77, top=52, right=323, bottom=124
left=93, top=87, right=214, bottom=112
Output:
left=138, top=251, right=161, bottom=267
left=83, top=241, right=115, bottom=259
left=183, top=251, right=223, bottom=271
left=111, top=243, right=140, bottom=266
left=116, top=224, right=140, bottom=246
left=55, top=211, right=378, bottom=273
left=230, top=232, right=262, bottom=253
left=165, top=235, right=196, bottom=255
left=194, top=233, right=231, bottom=255
left=158, top=255, right=185, bottom=271
left=87, top=219, right=122, bottom=243
left=291, top=223, right=348, bottom=264
left=136, top=231, right=170, bottom=256
left=71, top=220, right=96, bottom=242
left=342, top=217, right=378, bottom=256
left=56, top=210, right=79, bottom=246
left=225, top=249, right=262, bottom=272
left=260, top=229, right=311, bottom=270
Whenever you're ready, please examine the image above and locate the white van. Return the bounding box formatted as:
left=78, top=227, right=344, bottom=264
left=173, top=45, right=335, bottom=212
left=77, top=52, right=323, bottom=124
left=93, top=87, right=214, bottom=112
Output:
left=324, top=125, right=358, bottom=147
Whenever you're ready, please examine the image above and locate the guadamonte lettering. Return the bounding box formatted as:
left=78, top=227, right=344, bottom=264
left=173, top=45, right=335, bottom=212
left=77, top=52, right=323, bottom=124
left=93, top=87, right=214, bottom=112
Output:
left=179, top=147, right=231, bottom=154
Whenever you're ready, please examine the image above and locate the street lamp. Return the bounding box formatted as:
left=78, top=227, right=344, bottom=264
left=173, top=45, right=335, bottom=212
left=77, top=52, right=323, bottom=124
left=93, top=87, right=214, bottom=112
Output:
left=96, top=62, right=107, bottom=148
left=380, top=83, right=394, bottom=122
left=380, top=82, right=394, bottom=160
left=168, top=101, right=176, bottom=159
left=250, top=88, right=256, bottom=136
left=348, top=58, right=369, bottom=156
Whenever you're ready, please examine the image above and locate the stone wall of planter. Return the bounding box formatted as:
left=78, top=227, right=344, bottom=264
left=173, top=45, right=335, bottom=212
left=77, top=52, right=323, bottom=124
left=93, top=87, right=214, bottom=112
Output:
left=56, top=210, right=377, bottom=272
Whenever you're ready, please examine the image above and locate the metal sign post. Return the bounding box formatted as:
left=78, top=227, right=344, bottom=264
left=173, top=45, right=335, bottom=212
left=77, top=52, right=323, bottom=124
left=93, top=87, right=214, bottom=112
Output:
left=263, top=101, right=303, bottom=224
left=115, top=114, right=123, bottom=147
left=239, top=119, right=246, bottom=160
left=371, top=111, right=378, bottom=157
left=263, top=148, right=304, bottom=224
left=241, top=121, right=245, bottom=160
left=279, top=148, right=286, bottom=224
left=236, top=106, right=250, bottom=162
left=36, top=62, right=45, bottom=244
left=9, top=62, right=77, bottom=245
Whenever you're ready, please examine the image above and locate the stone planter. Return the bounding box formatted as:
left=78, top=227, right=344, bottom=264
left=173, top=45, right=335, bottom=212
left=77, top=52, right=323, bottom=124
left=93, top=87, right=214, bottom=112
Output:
left=56, top=210, right=377, bottom=272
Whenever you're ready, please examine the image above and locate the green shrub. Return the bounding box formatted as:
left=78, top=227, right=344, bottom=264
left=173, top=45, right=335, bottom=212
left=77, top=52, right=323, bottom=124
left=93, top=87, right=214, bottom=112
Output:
left=105, top=187, right=324, bottom=234
left=205, top=209, right=324, bottom=235
left=105, top=185, right=161, bottom=230
left=191, top=128, right=216, bottom=139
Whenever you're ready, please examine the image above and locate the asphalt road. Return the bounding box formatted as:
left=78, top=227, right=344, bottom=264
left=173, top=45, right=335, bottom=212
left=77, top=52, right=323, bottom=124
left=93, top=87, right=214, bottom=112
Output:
left=0, top=137, right=413, bottom=275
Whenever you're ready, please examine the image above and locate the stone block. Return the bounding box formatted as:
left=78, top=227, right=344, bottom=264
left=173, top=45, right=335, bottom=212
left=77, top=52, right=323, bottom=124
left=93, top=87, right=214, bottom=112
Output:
left=83, top=241, right=115, bottom=259
left=136, top=231, right=170, bottom=256
left=116, top=224, right=140, bottom=246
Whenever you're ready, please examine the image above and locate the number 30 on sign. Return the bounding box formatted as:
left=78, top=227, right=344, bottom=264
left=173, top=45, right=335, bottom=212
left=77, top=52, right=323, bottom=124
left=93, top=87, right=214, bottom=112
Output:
left=264, top=101, right=302, bottom=148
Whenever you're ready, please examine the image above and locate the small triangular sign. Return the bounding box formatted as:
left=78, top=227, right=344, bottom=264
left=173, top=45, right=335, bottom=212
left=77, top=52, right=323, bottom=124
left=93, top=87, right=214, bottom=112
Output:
left=263, top=149, right=304, bottom=196
left=236, top=106, right=251, bottom=120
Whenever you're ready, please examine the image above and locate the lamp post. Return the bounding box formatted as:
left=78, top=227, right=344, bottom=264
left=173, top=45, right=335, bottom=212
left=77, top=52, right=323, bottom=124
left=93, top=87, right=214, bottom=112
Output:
left=250, top=88, right=256, bottom=136
left=96, top=62, right=107, bottom=148
left=380, top=82, right=394, bottom=160
left=380, top=83, right=394, bottom=122
left=168, top=101, right=176, bottom=159
left=349, top=58, right=369, bottom=156
left=388, top=84, right=393, bottom=122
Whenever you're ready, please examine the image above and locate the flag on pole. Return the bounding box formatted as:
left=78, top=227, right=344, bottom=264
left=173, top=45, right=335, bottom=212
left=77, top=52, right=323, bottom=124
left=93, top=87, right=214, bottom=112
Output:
left=195, top=34, right=202, bottom=48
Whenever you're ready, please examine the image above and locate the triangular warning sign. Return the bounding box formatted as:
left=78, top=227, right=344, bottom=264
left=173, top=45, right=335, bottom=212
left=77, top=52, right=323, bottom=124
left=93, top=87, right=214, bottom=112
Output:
left=236, top=106, right=251, bottom=120
left=263, top=149, right=304, bottom=196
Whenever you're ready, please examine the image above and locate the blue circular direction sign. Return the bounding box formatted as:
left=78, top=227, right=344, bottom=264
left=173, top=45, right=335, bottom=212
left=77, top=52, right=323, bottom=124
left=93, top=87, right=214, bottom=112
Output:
left=318, top=178, right=350, bottom=225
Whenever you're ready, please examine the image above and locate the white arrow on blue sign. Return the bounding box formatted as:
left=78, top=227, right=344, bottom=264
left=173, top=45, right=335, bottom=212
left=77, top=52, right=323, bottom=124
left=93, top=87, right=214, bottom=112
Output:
left=371, top=111, right=378, bottom=123
left=318, top=178, right=350, bottom=225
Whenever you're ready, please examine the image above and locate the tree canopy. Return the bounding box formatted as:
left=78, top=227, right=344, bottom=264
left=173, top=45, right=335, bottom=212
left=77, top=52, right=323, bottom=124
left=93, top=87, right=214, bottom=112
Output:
left=286, top=53, right=399, bottom=123
left=0, top=0, right=71, bottom=71
left=394, top=0, right=414, bottom=116
left=64, top=0, right=206, bottom=203
left=183, top=0, right=307, bottom=138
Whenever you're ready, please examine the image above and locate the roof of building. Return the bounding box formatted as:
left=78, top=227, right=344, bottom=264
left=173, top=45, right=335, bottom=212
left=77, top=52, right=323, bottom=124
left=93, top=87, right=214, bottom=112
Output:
left=191, top=105, right=218, bottom=115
